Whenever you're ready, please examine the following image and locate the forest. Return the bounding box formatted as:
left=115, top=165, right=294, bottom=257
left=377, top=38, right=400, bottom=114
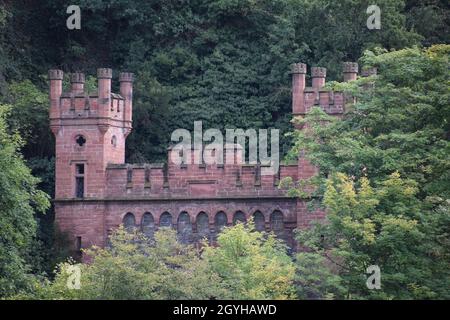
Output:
left=0, top=0, right=449, bottom=299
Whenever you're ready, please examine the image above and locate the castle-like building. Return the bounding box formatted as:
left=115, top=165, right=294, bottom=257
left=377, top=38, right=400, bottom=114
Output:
left=49, top=62, right=367, bottom=253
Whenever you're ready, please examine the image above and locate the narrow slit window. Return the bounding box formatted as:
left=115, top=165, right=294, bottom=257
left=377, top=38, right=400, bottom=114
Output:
left=75, top=164, right=85, bottom=198
left=76, top=236, right=82, bottom=251
left=76, top=164, right=84, bottom=174
left=127, top=168, right=133, bottom=183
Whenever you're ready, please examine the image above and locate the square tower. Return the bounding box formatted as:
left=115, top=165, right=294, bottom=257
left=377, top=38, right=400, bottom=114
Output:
left=49, top=69, right=134, bottom=200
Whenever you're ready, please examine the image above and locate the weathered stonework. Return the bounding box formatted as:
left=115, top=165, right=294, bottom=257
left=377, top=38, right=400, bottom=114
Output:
left=51, top=63, right=362, bottom=254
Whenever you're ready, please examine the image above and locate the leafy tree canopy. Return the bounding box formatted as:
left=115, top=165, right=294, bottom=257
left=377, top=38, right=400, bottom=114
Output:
left=0, top=106, right=50, bottom=296
left=287, top=45, right=450, bottom=299
left=19, top=223, right=295, bottom=300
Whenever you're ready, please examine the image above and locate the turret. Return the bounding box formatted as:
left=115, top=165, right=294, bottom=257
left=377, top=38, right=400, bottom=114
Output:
left=291, top=63, right=307, bottom=115
left=70, top=72, right=85, bottom=94
left=49, top=69, right=63, bottom=120
left=97, top=68, right=112, bottom=119
left=119, top=72, right=134, bottom=129
left=49, top=68, right=134, bottom=199
left=343, top=62, right=358, bottom=82
left=311, top=67, right=326, bottom=89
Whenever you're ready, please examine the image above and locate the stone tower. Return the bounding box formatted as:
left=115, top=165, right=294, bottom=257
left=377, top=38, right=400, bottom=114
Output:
left=49, top=68, right=134, bottom=248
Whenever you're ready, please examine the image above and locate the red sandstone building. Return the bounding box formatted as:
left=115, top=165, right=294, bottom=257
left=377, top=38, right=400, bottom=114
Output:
left=49, top=62, right=364, bottom=252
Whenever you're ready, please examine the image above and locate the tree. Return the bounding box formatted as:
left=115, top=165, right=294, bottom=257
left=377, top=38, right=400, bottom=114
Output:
left=405, top=0, right=450, bottom=46
left=2, top=0, right=445, bottom=163
left=287, top=45, right=450, bottom=299
left=204, top=221, right=296, bottom=299
left=287, top=45, right=450, bottom=198
left=19, top=222, right=296, bottom=300
left=5, top=80, right=52, bottom=159
left=297, top=172, right=450, bottom=299
left=0, top=105, right=50, bottom=297
left=26, top=227, right=226, bottom=300
left=287, top=0, right=423, bottom=79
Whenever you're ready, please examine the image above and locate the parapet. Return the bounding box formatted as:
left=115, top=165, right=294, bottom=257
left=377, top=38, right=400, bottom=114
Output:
left=105, top=158, right=299, bottom=199
left=291, top=62, right=361, bottom=116
left=48, top=68, right=134, bottom=124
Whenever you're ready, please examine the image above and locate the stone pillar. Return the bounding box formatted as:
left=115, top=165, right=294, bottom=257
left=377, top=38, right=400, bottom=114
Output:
left=97, top=68, right=112, bottom=119
left=119, top=72, right=134, bottom=126
left=70, top=72, right=85, bottom=94
left=343, top=62, right=358, bottom=82
left=311, top=67, right=326, bottom=89
left=291, top=63, right=307, bottom=115
left=49, top=69, right=63, bottom=120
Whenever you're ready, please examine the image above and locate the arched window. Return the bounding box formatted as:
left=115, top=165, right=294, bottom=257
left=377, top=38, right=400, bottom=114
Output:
left=270, top=210, right=284, bottom=238
left=215, top=211, right=227, bottom=233
left=123, top=212, right=135, bottom=231
left=141, top=212, right=155, bottom=239
left=159, top=212, right=173, bottom=228
left=177, top=212, right=192, bottom=244
left=253, top=211, right=265, bottom=232
left=233, top=211, right=246, bottom=225
left=196, top=212, right=210, bottom=240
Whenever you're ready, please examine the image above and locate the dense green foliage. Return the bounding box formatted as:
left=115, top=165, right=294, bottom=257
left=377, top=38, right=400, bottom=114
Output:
left=0, top=0, right=448, bottom=299
left=1, top=0, right=448, bottom=162
left=286, top=46, right=450, bottom=299
left=0, top=106, right=50, bottom=296
left=17, top=223, right=294, bottom=300
left=204, top=222, right=295, bottom=299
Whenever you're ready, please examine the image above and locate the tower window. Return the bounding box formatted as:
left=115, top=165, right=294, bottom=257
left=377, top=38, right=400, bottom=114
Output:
left=76, top=164, right=84, bottom=174
left=75, top=135, right=86, bottom=147
left=75, top=164, right=85, bottom=198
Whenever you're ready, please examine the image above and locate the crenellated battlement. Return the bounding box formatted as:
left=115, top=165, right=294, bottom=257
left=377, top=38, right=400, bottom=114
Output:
left=290, top=61, right=376, bottom=116
left=48, top=69, right=133, bottom=135
left=104, top=160, right=298, bottom=199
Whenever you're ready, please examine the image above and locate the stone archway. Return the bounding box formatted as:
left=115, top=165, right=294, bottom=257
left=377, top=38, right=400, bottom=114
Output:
left=123, top=212, right=135, bottom=231
left=141, top=212, right=155, bottom=239
left=177, top=211, right=193, bottom=244
left=252, top=210, right=265, bottom=232
left=159, top=212, right=173, bottom=228
left=270, top=210, right=284, bottom=239
left=233, top=211, right=246, bottom=225
left=196, top=212, right=210, bottom=241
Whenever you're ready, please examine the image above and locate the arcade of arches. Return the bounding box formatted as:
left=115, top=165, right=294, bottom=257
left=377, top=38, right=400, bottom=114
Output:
left=122, top=209, right=289, bottom=244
